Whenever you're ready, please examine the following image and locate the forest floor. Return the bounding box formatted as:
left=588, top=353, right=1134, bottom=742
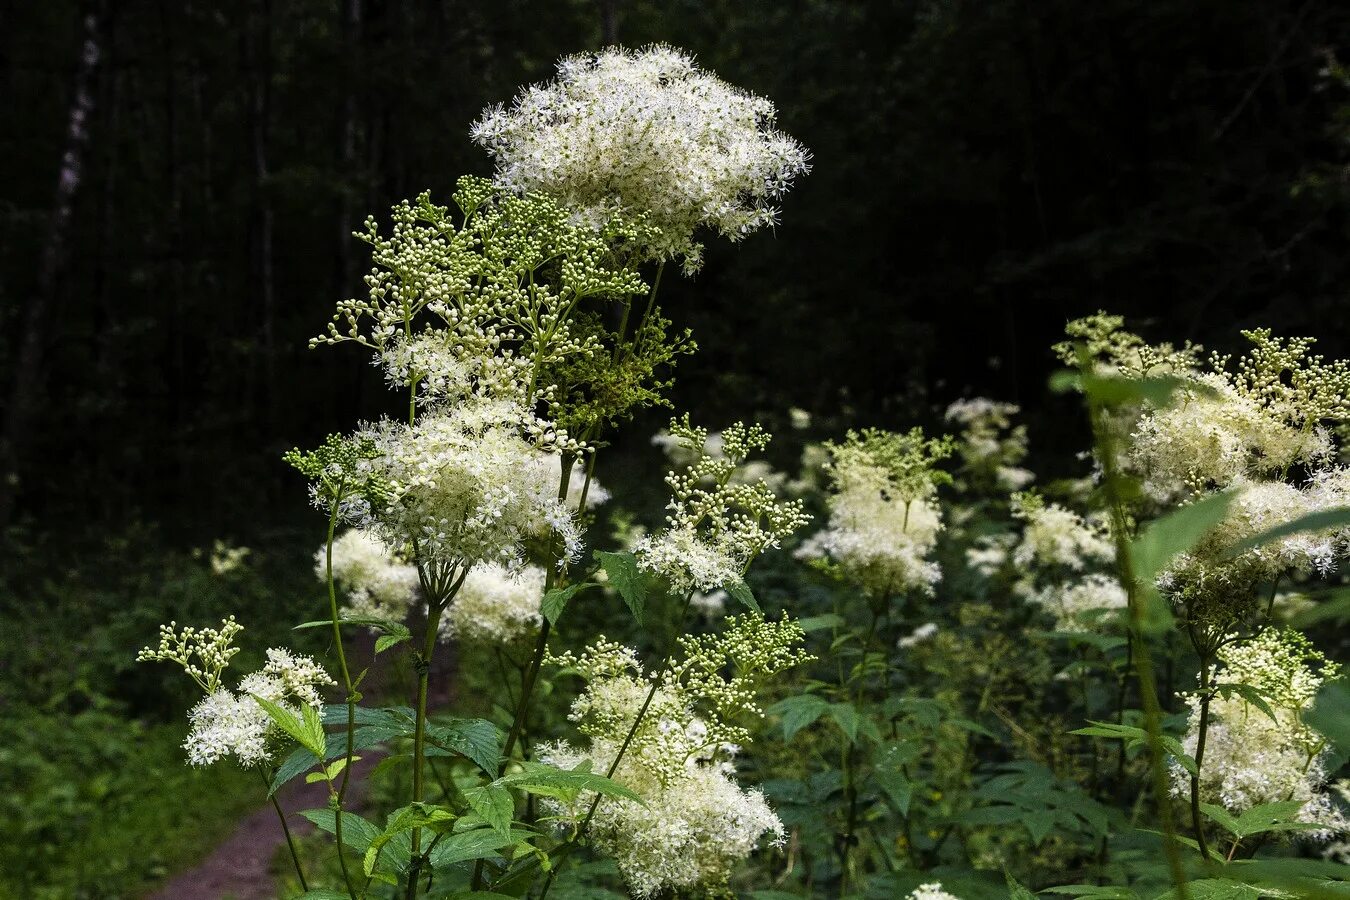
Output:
left=145, top=752, right=383, bottom=900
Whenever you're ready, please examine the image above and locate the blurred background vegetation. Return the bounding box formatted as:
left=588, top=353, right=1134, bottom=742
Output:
left=4, top=0, right=1350, bottom=895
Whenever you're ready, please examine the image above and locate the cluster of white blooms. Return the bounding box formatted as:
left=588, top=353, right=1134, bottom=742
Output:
left=185, top=649, right=334, bottom=768
left=1124, top=330, right=1350, bottom=501
left=1130, top=373, right=1333, bottom=503
left=1160, top=476, right=1350, bottom=623
left=1028, top=574, right=1129, bottom=630
left=472, top=45, right=810, bottom=272
left=907, top=884, right=961, bottom=900
left=965, top=533, right=1013, bottom=578
left=142, top=621, right=335, bottom=769
left=797, top=428, right=952, bottom=598
left=355, top=397, right=580, bottom=569
left=541, top=616, right=807, bottom=897
left=441, top=562, right=545, bottom=644
left=690, top=588, right=728, bottom=618
left=534, top=452, right=610, bottom=511
left=319, top=528, right=420, bottom=622
left=542, top=738, right=782, bottom=898
left=635, top=418, right=809, bottom=594
left=945, top=397, right=1033, bottom=491
left=1010, top=494, right=1114, bottom=572
left=1061, top=316, right=1350, bottom=629
left=897, top=622, right=939, bottom=649
left=1171, top=629, right=1345, bottom=838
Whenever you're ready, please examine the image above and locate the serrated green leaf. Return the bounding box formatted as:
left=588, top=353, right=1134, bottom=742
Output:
left=499, top=761, right=643, bottom=805
left=375, top=632, right=410, bottom=654
left=428, top=827, right=522, bottom=870
left=725, top=580, right=762, bottom=615
left=540, top=582, right=596, bottom=626
left=766, top=694, right=829, bottom=741
left=1132, top=491, right=1235, bottom=585
left=253, top=694, right=325, bottom=758
left=1005, top=870, right=1038, bottom=899
left=828, top=701, right=861, bottom=743
left=596, top=550, right=648, bottom=625
left=797, top=613, right=846, bottom=632
left=424, top=718, right=502, bottom=775
left=463, top=783, right=515, bottom=839
left=299, top=808, right=381, bottom=852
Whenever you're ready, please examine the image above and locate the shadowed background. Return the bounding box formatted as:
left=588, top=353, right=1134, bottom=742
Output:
left=3, top=2, right=1350, bottom=894
left=4, top=0, right=1350, bottom=533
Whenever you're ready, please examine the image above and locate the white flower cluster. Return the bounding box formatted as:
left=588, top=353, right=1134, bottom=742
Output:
left=441, top=562, right=545, bottom=644
left=907, top=884, right=962, bottom=900
left=541, top=616, right=807, bottom=898
left=1130, top=373, right=1333, bottom=503
left=1005, top=495, right=1123, bottom=628
left=355, top=399, right=580, bottom=569
left=541, top=738, right=782, bottom=898
left=1010, top=495, right=1114, bottom=573
left=945, top=397, right=1033, bottom=491
left=1171, top=629, right=1345, bottom=839
left=319, top=528, right=420, bottom=622
left=897, top=622, right=940, bottom=649
left=472, top=45, right=810, bottom=272
left=798, top=429, right=951, bottom=598
left=1160, top=475, right=1350, bottom=623
left=1028, top=574, right=1129, bottom=630
left=185, top=647, right=334, bottom=768
left=635, top=418, right=809, bottom=594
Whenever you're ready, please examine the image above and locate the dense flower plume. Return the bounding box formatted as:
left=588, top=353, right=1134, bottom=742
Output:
left=1172, top=629, right=1345, bottom=836
left=441, top=562, right=546, bottom=644
left=797, top=427, right=953, bottom=597
left=472, top=45, right=810, bottom=272
left=543, top=615, right=808, bottom=897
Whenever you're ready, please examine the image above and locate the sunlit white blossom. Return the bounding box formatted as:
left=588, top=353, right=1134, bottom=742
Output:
left=441, top=562, right=545, bottom=644
left=473, top=45, right=810, bottom=272
left=320, top=528, right=420, bottom=622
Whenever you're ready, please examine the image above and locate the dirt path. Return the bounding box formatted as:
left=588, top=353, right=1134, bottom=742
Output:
left=146, top=639, right=455, bottom=900
left=146, top=753, right=382, bottom=900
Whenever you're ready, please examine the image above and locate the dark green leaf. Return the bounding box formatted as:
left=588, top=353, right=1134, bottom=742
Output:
left=425, top=718, right=502, bottom=775
left=463, top=783, right=515, bottom=839
left=595, top=550, right=648, bottom=625
left=766, top=694, right=829, bottom=741
left=725, top=580, right=762, bottom=615
left=541, top=582, right=596, bottom=627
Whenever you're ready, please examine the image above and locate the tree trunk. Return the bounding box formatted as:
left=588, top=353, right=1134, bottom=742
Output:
left=0, top=2, right=110, bottom=529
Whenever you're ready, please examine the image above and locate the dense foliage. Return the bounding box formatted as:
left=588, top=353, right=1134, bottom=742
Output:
left=6, top=6, right=1350, bottom=899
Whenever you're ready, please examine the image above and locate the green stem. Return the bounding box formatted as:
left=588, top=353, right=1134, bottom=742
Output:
left=1085, top=371, right=1191, bottom=899
left=261, top=771, right=309, bottom=893
left=324, top=493, right=361, bottom=900
left=1187, top=629, right=1214, bottom=862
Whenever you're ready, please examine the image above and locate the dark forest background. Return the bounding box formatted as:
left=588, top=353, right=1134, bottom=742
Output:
left=5, top=2, right=1350, bottom=892
left=4, top=0, right=1350, bottom=539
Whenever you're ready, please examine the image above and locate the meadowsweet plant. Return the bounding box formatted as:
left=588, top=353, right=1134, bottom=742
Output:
left=633, top=416, right=810, bottom=596
left=136, top=45, right=822, bottom=900
left=128, top=50, right=1350, bottom=900
left=1171, top=628, right=1346, bottom=845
